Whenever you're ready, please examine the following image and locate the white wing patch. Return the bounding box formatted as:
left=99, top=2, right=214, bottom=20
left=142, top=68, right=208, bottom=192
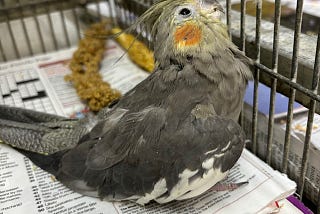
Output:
left=135, top=178, right=168, bottom=205
left=204, top=148, right=218, bottom=155
left=221, top=141, right=231, bottom=152
left=202, top=157, right=214, bottom=170
left=158, top=157, right=228, bottom=202
left=155, top=169, right=199, bottom=203
left=176, top=156, right=228, bottom=200
left=176, top=168, right=228, bottom=200
left=214, top=153, right=224, bottom=158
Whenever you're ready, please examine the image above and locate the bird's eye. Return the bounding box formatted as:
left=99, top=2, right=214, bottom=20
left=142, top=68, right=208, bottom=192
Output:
left=179, top=8, right=192, bottom=17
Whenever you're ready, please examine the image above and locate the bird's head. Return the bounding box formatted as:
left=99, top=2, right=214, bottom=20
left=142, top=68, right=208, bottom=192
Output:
left=131, top=0, right=230, bottom=67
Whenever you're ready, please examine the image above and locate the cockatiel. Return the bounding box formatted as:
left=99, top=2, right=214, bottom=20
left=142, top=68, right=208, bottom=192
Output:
left=0, top=0, right=252, bottom=205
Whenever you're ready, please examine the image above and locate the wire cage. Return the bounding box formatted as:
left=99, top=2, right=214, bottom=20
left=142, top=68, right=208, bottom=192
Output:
left=0, top=0, right=320, bottom=212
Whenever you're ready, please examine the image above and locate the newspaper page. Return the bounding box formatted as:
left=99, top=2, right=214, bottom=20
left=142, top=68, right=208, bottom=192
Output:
left=243, top=96, right=320, bottom=206
left=288, top=113, right=320, bottom=204
left=0, top=145, right=296, bottom=214
left=245, top=100, right=320, bottom=206
left=1, top=41, right=296, bottom=213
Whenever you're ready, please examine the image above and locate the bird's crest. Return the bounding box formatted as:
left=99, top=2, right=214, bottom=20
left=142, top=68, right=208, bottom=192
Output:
left=127, top=0, right=224, bottom=45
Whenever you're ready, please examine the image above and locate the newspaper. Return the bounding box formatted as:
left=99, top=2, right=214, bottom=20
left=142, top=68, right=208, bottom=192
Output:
left=243, top=94, right=320, bottom=205
left=0, top=41, right=296, bottom=214
left=286, top=113, right=320, bottom=204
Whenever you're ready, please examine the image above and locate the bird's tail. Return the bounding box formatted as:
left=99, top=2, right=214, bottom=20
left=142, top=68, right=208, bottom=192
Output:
left=15, top=148, right=67, bottom=176
left=0, top=105, right=96, bottom=174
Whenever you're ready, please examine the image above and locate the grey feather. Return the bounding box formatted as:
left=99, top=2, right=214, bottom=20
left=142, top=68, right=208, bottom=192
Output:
left=0, top=107, right=96, bottom=154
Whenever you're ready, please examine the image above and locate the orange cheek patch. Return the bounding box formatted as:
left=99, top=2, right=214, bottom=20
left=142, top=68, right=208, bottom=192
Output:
left=174, top=24, right=202, bottom=47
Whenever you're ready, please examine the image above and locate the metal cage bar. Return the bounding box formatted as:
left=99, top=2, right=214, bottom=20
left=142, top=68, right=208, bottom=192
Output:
left=251, top=0, right=262, bottom=156
left=58, top=2, right=71, bottom=48
left=298, top=27, right=320, bottom=200
left=282, top=0, right=304, bottom=174
left=72, top=6, right=81, bottom=41
left=17, top=0, right=33, bottom=56
left=239, top=0, right=246, bottom=141
left=31, top=2, right=46, bottom=53
left=266, top=0, right=282, bottom=165
left=0, top=39, right=6, bottom=62
left=45, top=3, right=58, bottom=50
left=4, top=10, right=21, bottom=59
left=240, top=0, right=246, bottom=52
left=106, top=0, right=116, bottom=26
left=95, top=0, right=102, bottom=21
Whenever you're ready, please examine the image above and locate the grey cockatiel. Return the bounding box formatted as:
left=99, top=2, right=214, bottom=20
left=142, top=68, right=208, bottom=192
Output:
left=0, top=0, right=252, bottom=205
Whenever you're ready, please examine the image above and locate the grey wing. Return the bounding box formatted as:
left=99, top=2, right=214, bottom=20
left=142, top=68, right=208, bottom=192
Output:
left=56, top=106, right=167, bottom=199
left=86, top=106, right=166, bottom=169
left=190, top=116, right=246, bottom=172
left=56, top=107, right=245, bottom=204
left=150, top=115, right=246, bottom=203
